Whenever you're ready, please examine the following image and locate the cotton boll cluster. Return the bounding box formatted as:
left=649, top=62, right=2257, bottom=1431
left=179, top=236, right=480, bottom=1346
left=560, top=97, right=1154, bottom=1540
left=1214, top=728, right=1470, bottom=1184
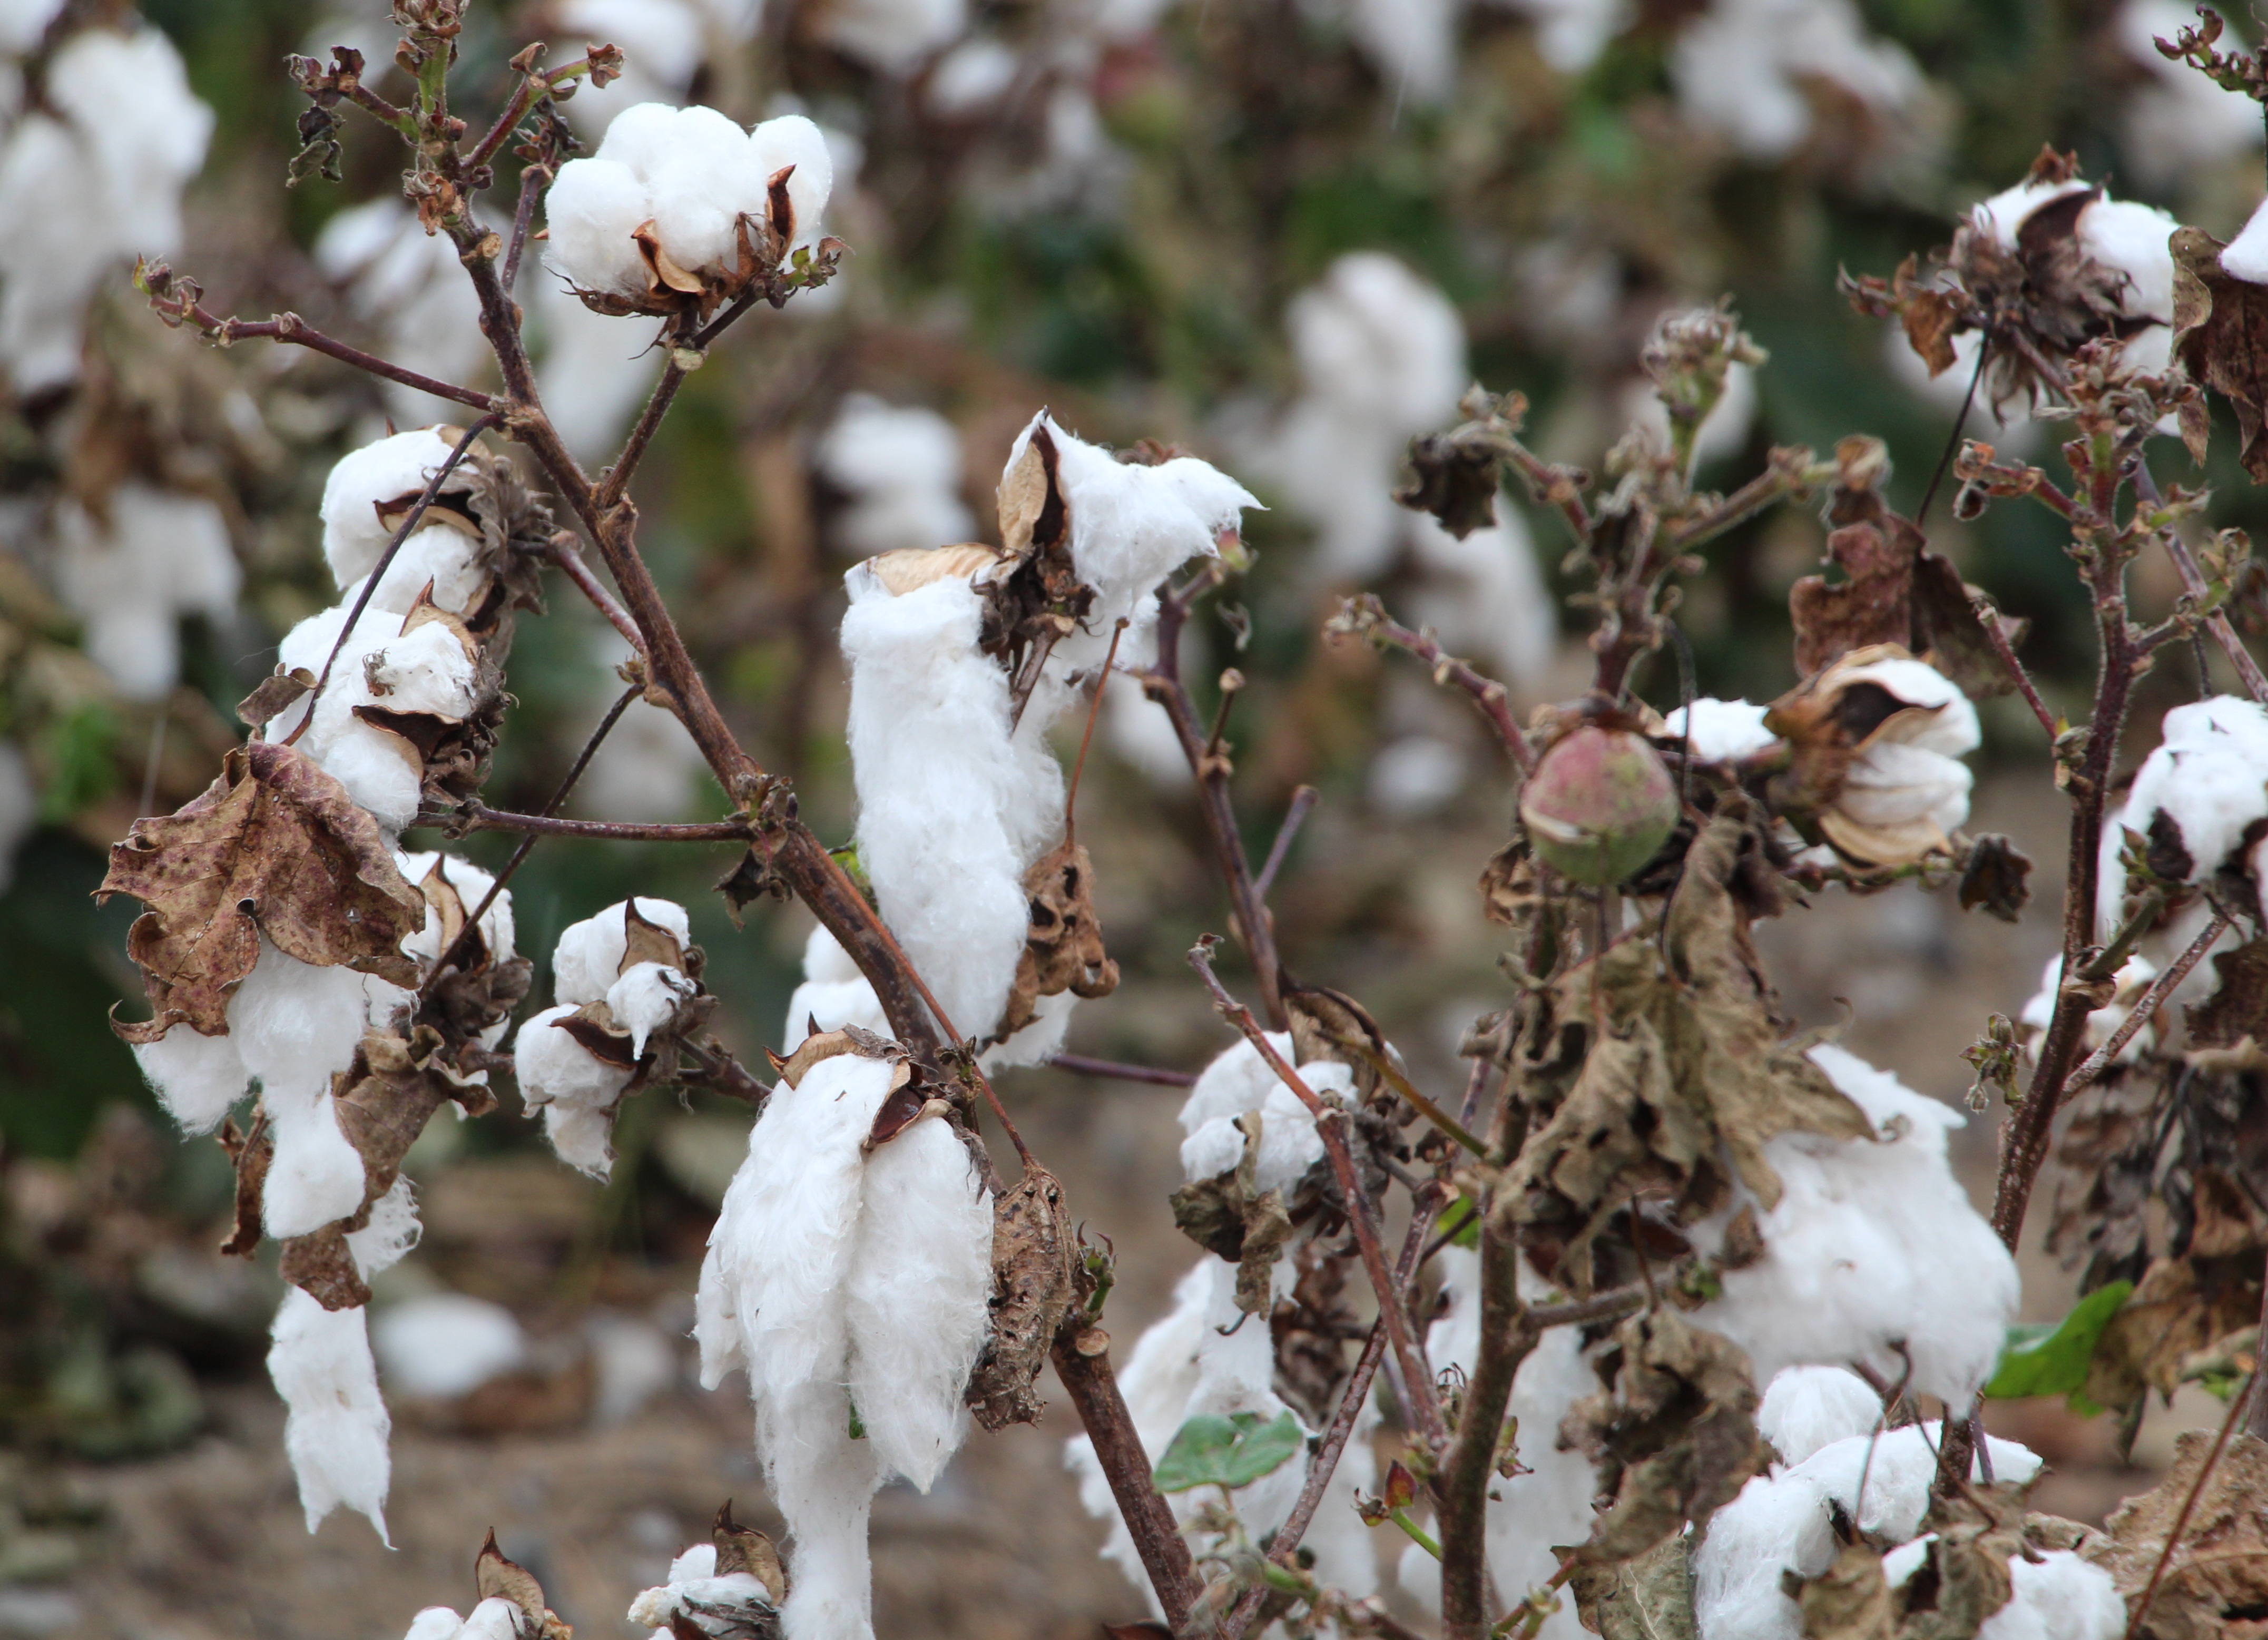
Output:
left=2107, top=695, right=2268, bottom=900
left=1670, top=0, right=1922, bottom=164
left=1398, top=1244, right=1598, bottom=1636
left=1693, top=1416, right=2044, bottom=1640
left=545, top=105, right=833, bottom=301
left=1970, top=176, right=2178, bottom=372
left=315, top=200, right=491, bottom=427
left=2116, top=0, right=2263, bottom=191
left=818, top=394, right=976, bottom=558
left=516, top=897, right=696, bottom=1179
left=50, top=484, right=239, bottom=700
left=1686, top=1044, right=2017, bottom=1406
left=1756, top=1364, right=1886, bottom=1468
left=627, top=1541, right=777, bottom=1638
left=695, top=1047, right=993, bottom=1640
left=0, top=24, right=213, bottom=394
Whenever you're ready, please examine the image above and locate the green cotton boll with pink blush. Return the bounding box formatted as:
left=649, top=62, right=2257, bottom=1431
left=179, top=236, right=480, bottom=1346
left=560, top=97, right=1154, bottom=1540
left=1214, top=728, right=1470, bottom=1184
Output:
left=1518, top=725, right=1680, bottom=886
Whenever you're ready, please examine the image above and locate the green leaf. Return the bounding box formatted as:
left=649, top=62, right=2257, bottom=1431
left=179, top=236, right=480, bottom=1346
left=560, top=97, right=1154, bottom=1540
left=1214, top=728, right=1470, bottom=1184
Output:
left=1152, top=1410, right=1305, bottom=1493
left=1437, top=1195, right=1481, bottom=1249
left=1982, top=1281, right=2133, bottom=1402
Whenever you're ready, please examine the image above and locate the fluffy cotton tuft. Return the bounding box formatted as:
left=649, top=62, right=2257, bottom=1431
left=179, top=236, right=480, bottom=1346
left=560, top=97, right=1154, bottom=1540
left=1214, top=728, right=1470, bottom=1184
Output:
left=132, top=1025, right=251, bottom=1135
left=229, top=940, right=371, bottom=1239
left=607, top=961, right=695, bottom=1058
left=1978, top=1550, right=2126, bottom=1640
left=1673, top=0, right=1920, bottom=163
left=269, top=1288, right=391, bottom=1539
left=1688, top=1044, right=2017, bottom=1406
left=1756, top=1365, right=1885, bottom=1467
left=552, top=898, right=694, bottom=1006
left=370, top=1292, right=527, bottom=1400
left=1664, top=698, right=1780, bottom=763
left=514, top=1004, right=635, bottom=1179
left=2117, top=695, right=2268, bottom=886
left=321, top=429, right=472, bottom=587
left=697, top=1053, right=994, bottom=1638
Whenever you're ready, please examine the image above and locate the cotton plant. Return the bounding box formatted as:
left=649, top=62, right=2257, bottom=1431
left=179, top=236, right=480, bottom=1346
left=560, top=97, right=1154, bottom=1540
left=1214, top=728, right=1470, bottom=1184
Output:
left=1669, top=0, right=1924, bottom=165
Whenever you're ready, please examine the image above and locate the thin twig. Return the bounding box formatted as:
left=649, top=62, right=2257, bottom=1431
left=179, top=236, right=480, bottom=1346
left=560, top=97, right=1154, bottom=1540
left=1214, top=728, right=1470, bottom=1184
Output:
left=1187, top=937, right=1445, bottom=1451
left=1972, top=593, right=2059, bottom=739
left=1332, top=597, right=1535, bottom=772
left=1044, top=1053, right=1196, bottom=1087
left=450, top=803, right=750, bottom=842
left=502, top=161, right=550, bottom=294
left=595, top=356, right=691, bottom=513
left=288, top=415, right=500, bottom=747
left=1254, top=785, right=1319, bottom=901
left=2061, top=906, right=2234, bottom=1095
left=142, top=286, right=500, bottom=412
left=540, top=533, right=643, bottom=651
left=2133, top=461, right=2268, bottom=704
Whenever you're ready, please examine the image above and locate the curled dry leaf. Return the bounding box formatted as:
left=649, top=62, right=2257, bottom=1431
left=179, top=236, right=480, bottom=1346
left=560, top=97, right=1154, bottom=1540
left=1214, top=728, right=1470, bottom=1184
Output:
left=1563, top=1308, right=1770, bottom=1565
left=477, top=1528, right=575, bottom=1640
left=1956, top=834, right=2033, bottom=923
left=1394, top=430, right=1500, bottom=539
left=712, top=1500, right=787, bottom=1606
left=1507, top=804, right=1874, bottom=1290
left=1169, top=1111, right=1297, bottom=1315
left=100, top=740, right=425, bottom=1042
left=2172, top=224, right=2268, bottom=480
left=237, top=666, right=316, bottom=729
left=216, top=1114, right=270, bottom=1259
left=999, top=837, right=1120, bottom=1039
left=2082, top=1428, right=2268, bottom=1639
left=966, top=1164, right=1078, bottom=1431
left=1566, top=1530, right=1700, bottom=1639
left=2085, top=1252, right=2263, bottom=1420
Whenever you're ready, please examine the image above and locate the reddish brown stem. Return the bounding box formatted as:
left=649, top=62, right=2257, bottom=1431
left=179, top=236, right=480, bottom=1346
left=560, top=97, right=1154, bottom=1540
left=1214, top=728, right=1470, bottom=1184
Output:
left=1254, top=784, right=1320, bottom=899
left=1051, top=1333, right=1202, bottom=1632
left=541, top=534, right=643, bottom=651
left=1188, top=938, right=1445, bottom=1451
left=2061, top=906, right=2234, bottom=1095
left=1045, top=1053, right=1196, bottom=1088
left=1438, top=1214, right=1540, bottom=1640
left=1337, top=598, right=1535, bottom=772
left=450, top=803, right=750, bottom=842
left=1971, top=593, right=2060, bottom=739
left=163, top=299, right=499, bottom=413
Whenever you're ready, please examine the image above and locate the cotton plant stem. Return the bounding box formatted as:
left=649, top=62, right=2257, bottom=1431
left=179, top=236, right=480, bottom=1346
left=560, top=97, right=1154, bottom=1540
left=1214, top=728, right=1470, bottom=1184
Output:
left=1147, top=568, right=1289, bottom=1026
left=1254, top=785, right=1319, bottom=901
left=1050, top=1333, right=1203, bottom=1632
left=2060, top=906, right=2235, bottom=1096
left=1438, top=1216, right=1540, bottom=1640
left=1045, top=1053, right=1197, bottom=1087
left=2125, top=1354, right=2260, bottom=1640
left=1219, top=1192, right=1443, bottom=1640
left=1332, top=597, right=1535, bottom=771
left=2133, top=464, right=2268, bottom=704
left=1189, top=938, right=1446, bottom=1452
left=452, top=804, right=752, bottom=842
left=539, top=533, right=644, bottom=651
left=287, top=414, right=502, bottom=747
left=1971, top=592, right=2060, bottom=739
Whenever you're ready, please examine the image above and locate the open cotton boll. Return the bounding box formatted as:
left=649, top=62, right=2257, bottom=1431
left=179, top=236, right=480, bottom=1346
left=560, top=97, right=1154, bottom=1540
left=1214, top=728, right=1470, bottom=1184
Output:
left=0, top=0, right=64, bottom=54
left=1798, top=1424, right=2040, bottom=1541
left=269, top=1287, right=391, bottom=1538
left=370, top=1292, right=527, bottom=1400
left=321, top=429, right=467, bottom=586
left=132, top=1026, right=251, bottom=1134
left=1664, top=699, right=1779, bottom=763
left=608, top=961, right=695, bottom=1058
left=627, top=1566, right=774, bottom=1633
left=543, top=1104, right=618, bottom=1180
left=230, top=940, right=371, bottom=1238
left=544, top=156, right=653, bottom=298
left=840, top=571, right=1034, bottom=1043
left=1290, top=252, right=1465, bottom=431
left=1179, top=1032, right=1299, bottom=1132
left=552, top=898, right=694, bottom=1007
left=395, top=852, right=516, bottom=979
left=1690, top=1044, right=2016, bottom=1406
left=1757, top=1366, right=1884, bottom=1467
left=845, top=1114, right=992, bottom=1491
left=647, top=107, right=769, bottom=275
left=402, top=1600, right=518, bottom=1640
left=401, top=1607, right=465, bottom=1640
left=2077, top=198, right=2177, bottom=325
left=785, top=926, right=887, bottom=1048
left=2120, top=695, right=2268, bottom=882
left=514, top=1005, right=635, bottom=1175
left=341, top=524, right=486, bottom=618
left=1180, top=1085, right=1325, bottom=1195
left=1978, top=1550, right=2125, bottom=1640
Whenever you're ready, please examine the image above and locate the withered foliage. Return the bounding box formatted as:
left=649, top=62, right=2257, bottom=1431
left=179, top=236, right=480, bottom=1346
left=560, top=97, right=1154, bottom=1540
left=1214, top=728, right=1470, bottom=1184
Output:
left=2082, top=1429, right=2268, bottom=1640
left=1169, top=1111, right=1299, bottom=1316
left=983, top=425, right=1095, bottom=724
left=2171, top=225, right=2268, bottom=480
left=966, top=1164, right=1079, bottom=1431
left=1504, top=805, right=1872, bottom=1291
left=1565, top=1533, right=1698, bottom=1640
left=1781, top=1483, right=2055, bottom=1640
left=99, top=740, right=425, bottom=1042
left=477, top=1529, right=575, bottom=1640
left=999, top=837, right=1121, bottom=1038
left=1562, top=1309, right=1770, bottom=1565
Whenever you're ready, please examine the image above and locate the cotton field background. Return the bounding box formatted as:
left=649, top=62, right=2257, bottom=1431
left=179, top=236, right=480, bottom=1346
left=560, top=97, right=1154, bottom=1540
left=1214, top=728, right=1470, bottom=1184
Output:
left=6, top=0, right=2268, bottom=1637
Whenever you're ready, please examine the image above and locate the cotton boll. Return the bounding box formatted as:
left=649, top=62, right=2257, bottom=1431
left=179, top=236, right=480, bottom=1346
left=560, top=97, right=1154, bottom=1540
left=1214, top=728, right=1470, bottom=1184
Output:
left=2121, top=695, right=2268, bottom=882
left=347, top=1177, right=422, bottom=1281
left=840, top=571, right=1034, bottom=1043
left=1757, top=1366, right=1884, bottom=1467
left=607, top=961, right=695, bottom=1057
left=629, top=1571, right=773, bottom=1634
left=268, top=1288, right=391, bottom=1539
left=545, top=155, right=654, bottom=297
left=647, top=106, right=768, bottom=275
left=314, top=724, right=426, bottom=834
left=396, top=852, right=516, bottom=978
left=552, top=898, right=694, bottom=1007
left=1692, top=1468, right=1836, bottom=1640
left=401, top=1608, right=464, bottom=1640
left=2077, top=197, right=2177, bottom=325
left=321, top=429, right=467, bottom=587
left=845, top=1114, right=992, bottom=1490
left=514, top=1005, right=635, bottom=1114
left=132, top=1026, right=251, bottom=1134
left=1689, top=1044, right=2017, bottom=1406
left=1178, top=1033, right=1299, bottom=1132
left=231, top=941, right=372, bottom=1238
left=785, top=927, right=887, bottom=1047
left=1663, top=699, right=1779, bottom=763
left=592, top=101, right=686, bottom=180
left=1180, top=1085, right=1324, bottom=1195
left=1291, top=253, right=1466, bottom=431
left=1795, top=1425, right=2040, bottom=1542
left=370, top=1292, right=527, bottom=1399
left=1979, top=1551, right=2125, bottom=1640
left=458, top=1600, right=524, bottom=1640
left=262, top=1083, right=368, bottom=1240
left=339, top=524, right=486, bottom=618
left=747, top=114, right=836, bottom=243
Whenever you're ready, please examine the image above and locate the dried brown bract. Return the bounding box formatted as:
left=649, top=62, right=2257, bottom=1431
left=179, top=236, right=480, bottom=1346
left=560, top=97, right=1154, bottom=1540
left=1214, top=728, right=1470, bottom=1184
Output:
left=1765, top=644, right=1976, bottom=868
left=966, top=1164, right=1078, bottom=1430
left=999, top=837, right=1120, bottom=1039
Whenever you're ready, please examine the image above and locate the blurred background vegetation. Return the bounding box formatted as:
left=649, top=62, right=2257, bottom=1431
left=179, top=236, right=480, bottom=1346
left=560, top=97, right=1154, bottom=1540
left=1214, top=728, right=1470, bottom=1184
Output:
left=1, top=0, right=2264, bottom=1631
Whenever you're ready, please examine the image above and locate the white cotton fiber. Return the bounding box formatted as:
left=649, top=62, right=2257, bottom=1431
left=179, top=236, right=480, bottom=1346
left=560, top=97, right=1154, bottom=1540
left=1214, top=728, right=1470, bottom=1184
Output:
left=980, top=988, right=1081, bottom=1072
left=1179, top=1032, right=1298, bottom=1132
left=1978, top=1550, right=2125, bottom=1640
left=401, top=1607, right=464, bottom=1640
left=747, top=113, right=834, bottom=244
left=268, top=1287, right=391, bottom=1539
left=698, top=1053, right=897, bottom=1640
left=132, top=1025, right=250, bottom=1134
left=321, top=429, right=467, bottom=586
left=1179, top=1085, right=1324, bottom=1196
left=2077, top=197, right=2178, bottom=324
left=844, top=1114, right=993, bottom=1490
left=1690, top=1043, right=2017, bottom=1406
left=396, top=851, right=516, bottom=984
left=607, top=961, right=694, bottom=1057
left=2121, top=695, right=2268, bottom=881
left=544, top=1103, right=618, bottom=1180
left=552, top=898, right=693, bottom=1007
left=628, top=1566, right=773, bottom=1632
left=784, top=926, right=887, bottom=1048
left=2225, top=195, right=2268, bottom=285
left=544, top=155, right=652, bottom=297
left=1758, top=1366, right=1884, bottom=1467
left=1420, top=1245, right=1600, bottom=1637
left=1664, top=699, right=1779, bottom=764
left=231, top=941, right=371, bottom=1239
left=514, top=1005, right=634, bottom=1178
left=648, top=105, right=765, bottom=276
left=347, top=1177, right=421, bottom=1280
left=840, top=571, right=1035, bottom=1044
left=370, top=1291, right=527, bottom=1399
left=340, top=524, right=486, bottom=617
left=458, top=1600, right=523, bottom=1640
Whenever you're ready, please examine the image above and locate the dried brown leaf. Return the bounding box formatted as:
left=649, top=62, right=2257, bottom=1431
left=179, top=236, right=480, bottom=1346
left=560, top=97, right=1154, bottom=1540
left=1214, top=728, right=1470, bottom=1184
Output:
left=237, top=666, right=315, bottom=729
left=2174, top=226, right=2268, bottom=480
left=966, top=1164, right=1078, bottom=1430
left=477, top=1528, right=573, bottom=1640
left=101, top=742, right=424, bottom=1040
left=2083, top=1428, right=2268, bottom=1640
left=712, top=1500, right=787, bottom=1605
left=1000, top=838, right=1120, bottom=1039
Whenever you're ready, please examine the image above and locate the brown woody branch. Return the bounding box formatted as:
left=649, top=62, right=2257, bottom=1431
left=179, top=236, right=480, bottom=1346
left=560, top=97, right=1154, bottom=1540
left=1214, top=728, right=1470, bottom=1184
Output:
left=1050, top=1332, right=1202, bottom=1631
left=2061, top=904, right=2235, bottom=1097
left=1439, top=1212, right=1540, bottom=1640
left=447, top=803, right=752, bottom=843
left=1329, top=595, right=1535, bottom=772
